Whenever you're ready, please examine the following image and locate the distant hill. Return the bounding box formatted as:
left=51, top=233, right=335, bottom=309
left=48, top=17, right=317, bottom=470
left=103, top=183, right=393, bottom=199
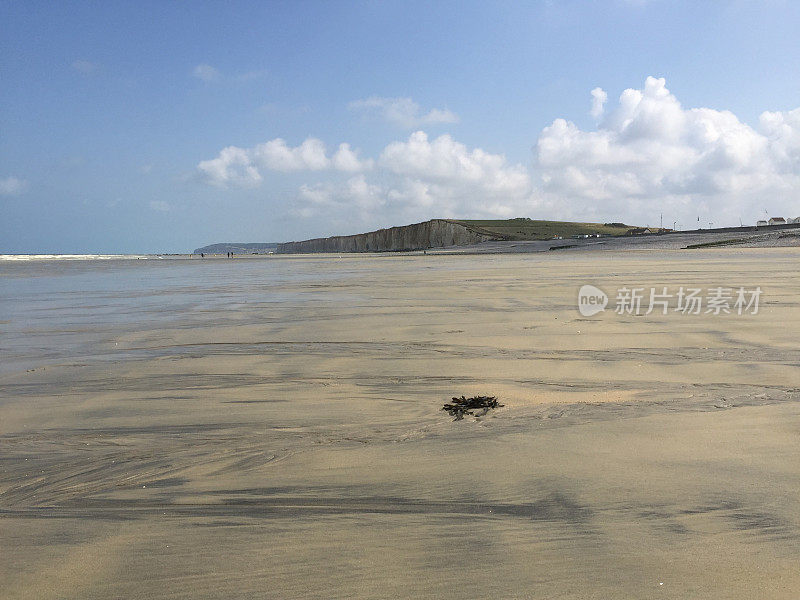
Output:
left=275, top=218, right=641, bottom=253
left=199, top=219, right=640, bottom=255
left=193, top=242, right=279, bottom=254
left=450, top=218, right=634, bottom=240
left=276, top=219, right=498, bottom=253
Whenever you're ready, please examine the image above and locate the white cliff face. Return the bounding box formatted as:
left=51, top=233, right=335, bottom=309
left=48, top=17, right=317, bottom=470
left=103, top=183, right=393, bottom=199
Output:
left=276, top=220, right=501, bottom=253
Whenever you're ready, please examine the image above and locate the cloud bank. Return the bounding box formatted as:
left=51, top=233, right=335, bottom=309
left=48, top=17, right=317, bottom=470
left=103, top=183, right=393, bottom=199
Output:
left=197, top=81, right=800, bottom=230
left=197, top=139, right=374, bottom=187
left=199, top=131, right=530, bottom=223
left=537, top=76, right=800, bottom=225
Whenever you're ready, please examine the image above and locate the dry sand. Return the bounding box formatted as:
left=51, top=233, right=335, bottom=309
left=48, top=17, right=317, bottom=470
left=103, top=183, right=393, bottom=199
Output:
left=1, top=248, right=799, bottom=599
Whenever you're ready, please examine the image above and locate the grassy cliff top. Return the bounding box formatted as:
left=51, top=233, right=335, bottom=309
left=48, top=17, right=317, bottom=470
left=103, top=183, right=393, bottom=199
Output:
left=194, top=242, right=279, bottom=254
left=449, top=218, right=635, bottom=240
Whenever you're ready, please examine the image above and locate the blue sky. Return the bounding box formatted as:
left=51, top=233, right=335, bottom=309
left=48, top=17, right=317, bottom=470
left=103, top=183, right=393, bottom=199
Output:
left=2, top=0, right=800, bottom=253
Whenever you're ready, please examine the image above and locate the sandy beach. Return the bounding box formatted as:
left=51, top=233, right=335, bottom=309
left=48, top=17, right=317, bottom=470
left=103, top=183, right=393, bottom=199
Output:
left=2, top=249, right=799, bottom=599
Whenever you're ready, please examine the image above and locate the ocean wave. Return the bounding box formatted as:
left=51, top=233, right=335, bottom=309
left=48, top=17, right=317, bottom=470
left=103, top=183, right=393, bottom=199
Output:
left=0, top=254, right=157, bottom=261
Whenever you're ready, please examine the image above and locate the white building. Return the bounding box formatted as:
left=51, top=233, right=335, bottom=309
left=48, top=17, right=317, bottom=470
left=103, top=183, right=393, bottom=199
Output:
left=757, top=220, right=768, bottom=226
left=768, top=217, right=787, bottom=225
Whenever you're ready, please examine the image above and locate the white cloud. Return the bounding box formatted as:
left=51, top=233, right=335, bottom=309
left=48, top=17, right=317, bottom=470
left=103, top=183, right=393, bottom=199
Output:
left=759, top=107, right=800, bottom=170
left=0, top=176, right=28, bottom=196
left=197, top=138, right=372, bottom=187
left=536, top=76, right=800, bottom=225
left=590, top=87, right=607, bottom=119
left=294, top=174, right=385, bottom=219
left=332, top=143, right=374, bottom=172
left=192, top=64, right=221, bottom=82
left=198, top=146, right=263, bottom=187
left=252, top=138, right=331, bottom=171
left=289, top=132, right=533, bottom=223
left=380, top=131, right=531, bottom=198
left=346, top=174, right=384, bottom=210
left=349, top=96, right=459, bottom=129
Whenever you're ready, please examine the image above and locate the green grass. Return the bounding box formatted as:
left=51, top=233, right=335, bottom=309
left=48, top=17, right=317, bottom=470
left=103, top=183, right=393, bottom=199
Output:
left=448, top=218, right=635, bottom=240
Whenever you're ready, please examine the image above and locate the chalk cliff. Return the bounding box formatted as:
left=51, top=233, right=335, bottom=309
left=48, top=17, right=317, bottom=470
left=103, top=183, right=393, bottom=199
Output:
left=276, top=219, right=503, bottom=253
left=193, top=242, right=278, bottom=254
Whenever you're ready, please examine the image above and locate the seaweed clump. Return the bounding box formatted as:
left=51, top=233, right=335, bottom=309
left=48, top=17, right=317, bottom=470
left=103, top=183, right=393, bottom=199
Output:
left=442, top=395, right=503, bottom=421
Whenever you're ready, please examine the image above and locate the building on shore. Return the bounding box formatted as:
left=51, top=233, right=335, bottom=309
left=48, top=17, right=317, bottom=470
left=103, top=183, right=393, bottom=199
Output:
left=626, top=227, right=671, bottom=235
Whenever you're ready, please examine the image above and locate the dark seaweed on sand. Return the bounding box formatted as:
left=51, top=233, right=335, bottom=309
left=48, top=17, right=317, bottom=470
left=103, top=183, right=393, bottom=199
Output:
left=442, top=395, right=504, bottom=420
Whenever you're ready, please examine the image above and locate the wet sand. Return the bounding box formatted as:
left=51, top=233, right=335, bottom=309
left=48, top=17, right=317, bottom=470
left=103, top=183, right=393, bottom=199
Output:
left=2, top=249, right=799, bottom=599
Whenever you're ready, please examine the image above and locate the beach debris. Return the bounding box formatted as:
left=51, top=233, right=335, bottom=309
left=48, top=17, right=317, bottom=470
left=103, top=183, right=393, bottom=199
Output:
left=442, top=395, right=504, bottom=421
